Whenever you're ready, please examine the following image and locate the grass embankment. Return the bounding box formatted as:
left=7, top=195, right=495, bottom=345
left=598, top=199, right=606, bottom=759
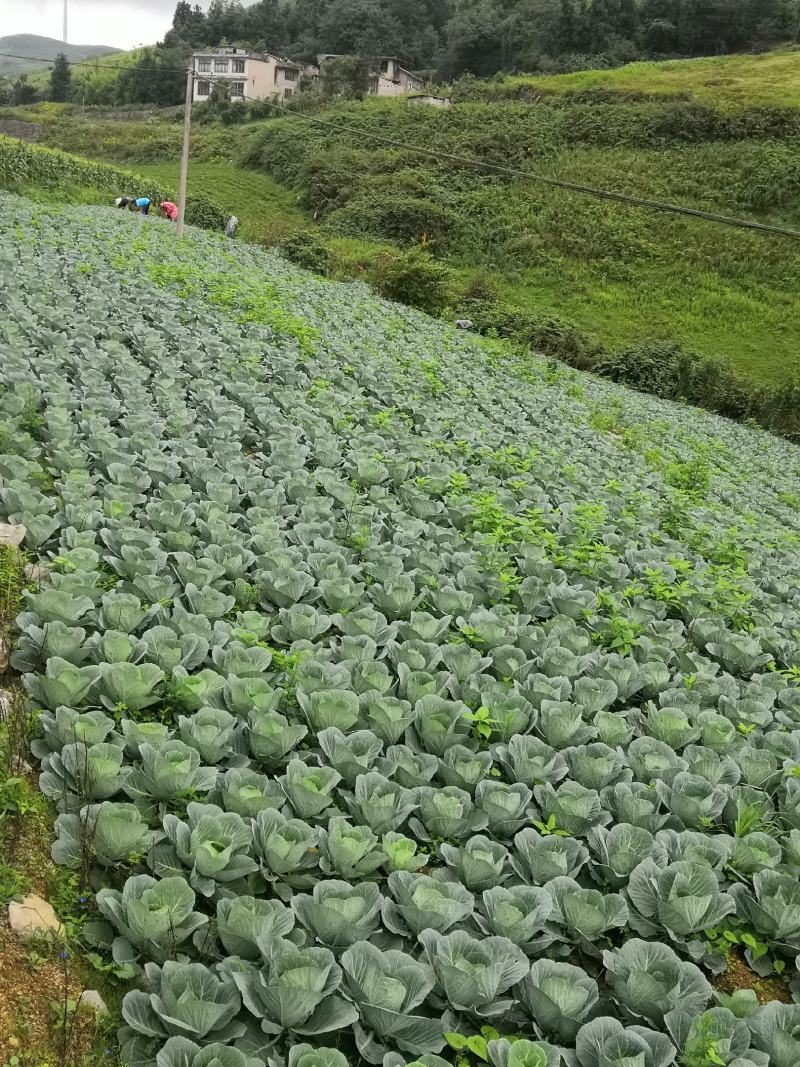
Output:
left=498, top=49, right=800, bottom=110
left=241, top=94, right=800, bottom=384
left=135, top=161, right=306, bottom=245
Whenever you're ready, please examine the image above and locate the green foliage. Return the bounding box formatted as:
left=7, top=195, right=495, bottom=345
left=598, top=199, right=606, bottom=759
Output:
left=0, top=135, right=167, bottom=203
left=48, top=53, right=72, bottom=104
left=330, top=194, right=458, bottom=252
left=459, top=298, right=603, bottom=370
left=368, top=246, right=453, bottom=314
left=279, top=230, right=334, bottom=275
left=184, top=195, right=226, bottom=231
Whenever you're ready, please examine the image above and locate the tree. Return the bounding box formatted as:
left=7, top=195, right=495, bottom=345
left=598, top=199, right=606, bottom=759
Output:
left=244, top=0, right=287, bottom=50
left=205, top=0, right=247, bottom=44
left=442, top=0, right=505, bottom=78
left=49, top=52, right=72, bottom=102
left=320, top=54, right=372, bottom=98
left=115, top=45, right=189, bottom=105
left=11, top=74, right=38, bottom=106
left=165, top=2, right=207, bottom=46
left=318, top=0, right=404, bottom=57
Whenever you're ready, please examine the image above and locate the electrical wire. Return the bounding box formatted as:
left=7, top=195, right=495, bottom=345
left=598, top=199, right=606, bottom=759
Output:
left=0, top=50, right=188, bottom=73
left=5, top=49, right=799, bottom=239
left=260, top=98, right=800, bottom=240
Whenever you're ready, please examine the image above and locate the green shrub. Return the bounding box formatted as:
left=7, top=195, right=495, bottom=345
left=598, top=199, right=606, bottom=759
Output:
left=369, top=246, right=453, bottom=314
left=301, top=147, right=376, bottom=214
left=184, top=195, right=226, bottom=231
left=459, top=297, right=603, bottom=369
left=279, top=230, right=333, bottom=275
left=594, top=341, right=693, bottom=397
left=754, top=380, right=800, bottom=441
left=329, top=194, right=458, bottom=252
left=594, top=341, right=756, bottom=420
left=733, top=143, right=800, bottom=211
left=530, top=197, right=655, bottom=262
left=460, top=270, right=501, bottom=303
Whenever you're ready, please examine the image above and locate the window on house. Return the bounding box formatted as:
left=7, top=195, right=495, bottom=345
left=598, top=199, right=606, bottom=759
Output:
left=284, top=88, right=293, bottom=98
left=230, top=81, right=245, bottom=96
left=232, top=59, right=246, bottom=73
left=214, top=59, right=229, bottom=72
left=196, top=80, right=210, bottom=96
left=197, top=59, right=211, bottom=72
left=380, top=59, right=390, bottom=73
left=282, top=67, right=299, bottom=81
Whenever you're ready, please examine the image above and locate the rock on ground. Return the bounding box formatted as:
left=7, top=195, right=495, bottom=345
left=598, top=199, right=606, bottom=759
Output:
left=78, top=989, right=107, bottom=1013
left=7, top=895, right=64, bottom=940
left=0, top=524, right=25, bottom=548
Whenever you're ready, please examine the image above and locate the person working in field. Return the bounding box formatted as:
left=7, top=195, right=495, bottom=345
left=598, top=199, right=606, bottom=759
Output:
left=160, top=201, right=178, bottom=222
left=114, top=196, right=134, bottom=209
left=132, top=197, right=152, bottom=216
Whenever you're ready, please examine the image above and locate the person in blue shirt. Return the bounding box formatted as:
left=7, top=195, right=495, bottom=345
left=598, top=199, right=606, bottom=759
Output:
left=133, top=197, right=151, bottom=216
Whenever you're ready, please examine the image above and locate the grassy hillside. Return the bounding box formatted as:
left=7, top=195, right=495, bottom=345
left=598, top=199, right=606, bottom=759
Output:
left=242, top=95, right=800, bottom=383
left=134, top=161, right=306, bottom=244
left=492, top=49, right=800, bottom=110
left=0, top=34, right=119, bottom=77
left=25, top=46, right=148, bottom=99
left=15, top=50, right=800, bottom=388
left=3, top=187, right=800, bottom=1066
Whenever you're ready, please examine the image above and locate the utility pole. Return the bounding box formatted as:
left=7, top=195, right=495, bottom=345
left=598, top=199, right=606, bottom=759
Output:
left=176, top=66, right=194, bottom=239
left=63, top=0, right=68, bottom=43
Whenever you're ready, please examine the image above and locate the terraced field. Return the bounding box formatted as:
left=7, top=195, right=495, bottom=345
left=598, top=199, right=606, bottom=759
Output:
left=3, top=192, right=800, bottom=1067
left=134, top=162, right=306, bottom=244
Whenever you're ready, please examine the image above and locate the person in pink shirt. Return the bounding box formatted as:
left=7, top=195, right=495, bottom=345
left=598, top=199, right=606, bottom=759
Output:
left=159, top=201, right=178, bottom=222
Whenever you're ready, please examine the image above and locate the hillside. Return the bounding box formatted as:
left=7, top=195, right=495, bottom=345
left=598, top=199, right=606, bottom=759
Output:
left=11, top=49, right=800, bottom=396
left=3, top=187, right=800, bottom=1064
left=0, top=34, right=120, bottom=77
left=474, top=49, right=800, bottom=110
left=240, top=88, right=800, bottom=384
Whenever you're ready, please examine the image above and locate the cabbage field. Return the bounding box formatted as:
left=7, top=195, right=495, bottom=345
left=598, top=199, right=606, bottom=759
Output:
left=4, top=190, right=800, bottom=1067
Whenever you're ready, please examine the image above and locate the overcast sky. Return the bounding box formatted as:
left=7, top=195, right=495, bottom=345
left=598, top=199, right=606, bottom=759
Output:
left=0, top=0, right=217, bottom=51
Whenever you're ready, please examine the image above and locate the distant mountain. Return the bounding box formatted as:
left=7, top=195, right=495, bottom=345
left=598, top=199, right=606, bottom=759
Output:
left=0, top=35, right=121, bottom=78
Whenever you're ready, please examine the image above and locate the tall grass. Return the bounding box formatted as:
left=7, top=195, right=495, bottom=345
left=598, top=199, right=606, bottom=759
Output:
left=477, top=50, right=800, bottom=110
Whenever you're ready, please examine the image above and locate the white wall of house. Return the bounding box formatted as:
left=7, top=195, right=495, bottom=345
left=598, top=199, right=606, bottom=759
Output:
left=194, top=50, right=423, bottom=103
left=372, top=58, right=424, bottom=96
left=408, top=95, right=451, bottom=108
left=193, top=50, right=308, bottom=102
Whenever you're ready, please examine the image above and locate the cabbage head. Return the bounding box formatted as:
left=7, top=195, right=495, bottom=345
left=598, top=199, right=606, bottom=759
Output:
left=340, top=940, right=445, bottom=1059
left=419, top=929, right=528, bottom=1014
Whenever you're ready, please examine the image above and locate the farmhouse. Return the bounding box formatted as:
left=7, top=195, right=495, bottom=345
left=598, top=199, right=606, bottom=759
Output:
left=317, top=54, right=426, bottom=97
left=192, top=47, right=316, bottom=102
left=371, top=56, right=425, bottom=96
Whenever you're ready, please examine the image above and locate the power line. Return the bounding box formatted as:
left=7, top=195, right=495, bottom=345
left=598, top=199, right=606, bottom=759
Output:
left=0, top=50, right=188, bottom=74
left=4, top=49, right=798, bottom=240
left=261, top=98, right=800, bottom=241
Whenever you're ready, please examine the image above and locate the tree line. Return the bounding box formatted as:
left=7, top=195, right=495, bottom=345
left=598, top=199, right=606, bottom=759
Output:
left=2, top=0, right=798, bottom=107
left=170, top=0, right=799, bottom=76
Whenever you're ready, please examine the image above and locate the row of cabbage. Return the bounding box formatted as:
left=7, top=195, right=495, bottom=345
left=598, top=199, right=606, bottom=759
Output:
left=3, top=195, right=800, bottom=1067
